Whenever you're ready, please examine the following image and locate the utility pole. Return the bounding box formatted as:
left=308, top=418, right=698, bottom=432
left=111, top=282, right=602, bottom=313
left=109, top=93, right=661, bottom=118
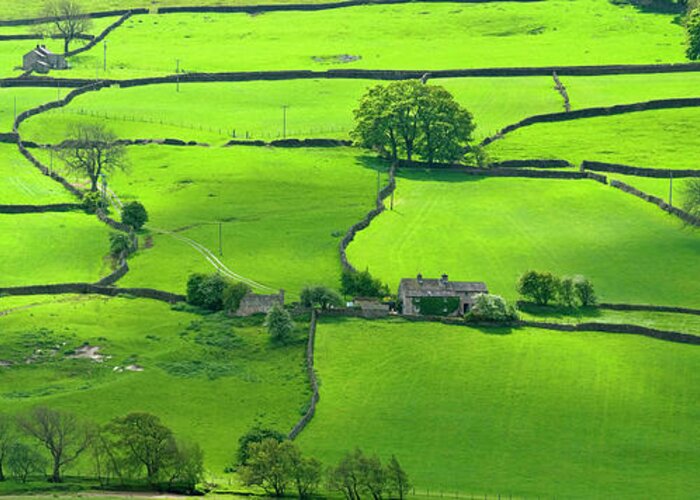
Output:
left=49, top=148, right=53, bottom=175
left=376, top=169, right=380, bottom=199
left=103, top=40, right=107, bottom=72
left=669, top=171, right=673, bottom=207
left=176, top=59, right=180, bottom=93
left=218, top=222, right=223, bottom=257
left=13, top=96, right=16, bottom=123
left=282, top=105, right=289, bottom=139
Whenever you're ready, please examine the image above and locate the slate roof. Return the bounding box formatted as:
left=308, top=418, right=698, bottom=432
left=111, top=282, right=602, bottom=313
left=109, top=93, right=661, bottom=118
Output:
left=399, top=275, right=487, bottom=296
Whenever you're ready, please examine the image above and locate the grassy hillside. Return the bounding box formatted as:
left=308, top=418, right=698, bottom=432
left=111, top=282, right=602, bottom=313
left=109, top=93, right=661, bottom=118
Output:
left=79, top=146, right=382, bottom=296
left=487, top=107, right=700, bottom=169
left=0, top=145, right=75, bottom=204
left=299, top=317, right=700, bottom=499
left=65, top=1, right=685, bottom=78
left=347, top=171, right=700, bottom=307
left=563, top=73, right=700, bottom=110
left=0, top=295, right=309, bottom=472
left=20, top=77, right=561, bottom=144
left=0, top=212, right=111, bottom=286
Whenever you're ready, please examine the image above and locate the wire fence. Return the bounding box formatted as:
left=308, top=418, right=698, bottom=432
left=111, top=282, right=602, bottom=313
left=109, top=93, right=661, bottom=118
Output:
left=411, top=488, right=527, bottom=500
left=54, top=107, right=349, bottom=140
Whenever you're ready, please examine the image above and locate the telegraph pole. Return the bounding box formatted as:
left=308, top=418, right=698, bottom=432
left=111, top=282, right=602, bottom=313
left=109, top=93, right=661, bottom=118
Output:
left=282, top=105, right=289, bottom=138
left=13, top=96, right=16, bottom=123
left=218, top=222, right=223, bottom=257
left=103, top=40, right=107, bottom=72
left=176, top=59, right=180, bottom=93
left=669, top=171, right=673, bottom=207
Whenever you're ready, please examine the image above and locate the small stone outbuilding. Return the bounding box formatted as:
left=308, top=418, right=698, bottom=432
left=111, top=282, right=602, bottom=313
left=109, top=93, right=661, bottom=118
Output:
left=236, top=290, right=285, bottom=316
left=398, top=274, right=487, bottom=316
left=23, top=45, right=68, bottom=73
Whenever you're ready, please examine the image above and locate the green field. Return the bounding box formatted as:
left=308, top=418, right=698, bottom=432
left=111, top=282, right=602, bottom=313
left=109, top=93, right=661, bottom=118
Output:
left=20, top=76, right=561, bottom=144
left=487, top=107, right=700, bottom=169
left=0, top=294, right=309, bottom=473
left=83, top=145, right=382, bottom=296
left=64, top=0, right=685, bottom=79
left=348, top=171, right=700, bottom=307
left=0, top=212, right=111, bottom=286
left=564, top=72, right=700, bottom=109
left=0, top=144, right=74, bottom=204
left=300, top=317, right=700, bottom=499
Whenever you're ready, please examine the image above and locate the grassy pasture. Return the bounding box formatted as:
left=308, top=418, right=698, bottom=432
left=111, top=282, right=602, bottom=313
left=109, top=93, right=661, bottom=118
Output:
left=0, top=294, right=309, bottom=473
left=300, top=317, right=700, bottom=499
left=0, top=212, right=111, bottom=286
left=347, top=171, right=700, bottom=307
left=0, top=144, right=74, bottom=204
left=62, top=145, right=382, bottom=296
left=487, top=107, right=700, bottom=170
left=64, top=1, right=685, bottom=78
left=20, top=77, right=561, bottom=144
left=563, top=72, right=700, bottom=109
left=0, top=87, right=61, bottom=132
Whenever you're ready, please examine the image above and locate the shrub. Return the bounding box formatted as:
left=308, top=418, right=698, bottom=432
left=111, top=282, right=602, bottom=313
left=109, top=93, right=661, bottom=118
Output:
left=223, top=282, right=252, bottom=313
left=465, top=294, right=519, bottom=323
left=517, top=270, right=560, bottom=305
left=109, top=232, right=132, bottom=259
left=121, top=201, right=149, bottom=230
left=300, top=285, right=343, bottom=310
left=573, top=275, right=597, bottom=306
left=186, top=273, right=228, bottom=311
left=413, top=296, right=460, bottom=316
left=265, top=305, right=295, bottom=344
left=558, top=277, right=577, bottom=308
left=237, top=427, right=286, bottom=465
left=687, top=8, right=700, bottom=60
left=340, top=269, right=388, bottom=298
left=82, top=191, right=105, bottom=213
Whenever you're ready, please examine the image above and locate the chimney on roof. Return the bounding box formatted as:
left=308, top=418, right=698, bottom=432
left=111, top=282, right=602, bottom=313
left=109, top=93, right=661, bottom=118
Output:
left=417, top=273, right=423, bottom=284
left=440, top=274, right=449, bottom=285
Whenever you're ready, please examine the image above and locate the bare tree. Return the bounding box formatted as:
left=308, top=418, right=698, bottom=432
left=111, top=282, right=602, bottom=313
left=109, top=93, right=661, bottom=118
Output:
left=18, top=407, right=92, bottom=483
left=59, top=123, right=127, bottom=193
left=42, top=0, right=92, bottom=53
left=0, top=413, right=17, bottom=481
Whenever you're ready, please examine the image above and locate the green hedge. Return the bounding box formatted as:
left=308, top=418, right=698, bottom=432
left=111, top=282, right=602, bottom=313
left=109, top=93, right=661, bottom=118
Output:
left=413, top=296, right=461, bottom=316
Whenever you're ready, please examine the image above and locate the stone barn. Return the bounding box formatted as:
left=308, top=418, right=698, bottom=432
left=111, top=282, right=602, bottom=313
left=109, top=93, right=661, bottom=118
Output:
left=236, top=290, right=285, bottom=316
left=23, top=45, right=68, bottom=73
left=398, top=274, right=488, bottom=316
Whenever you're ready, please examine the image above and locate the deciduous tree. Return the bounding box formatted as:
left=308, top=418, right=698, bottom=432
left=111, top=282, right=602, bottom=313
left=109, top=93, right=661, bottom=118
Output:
left=18, top=407, right=92, bottom=482
left=517, top=271, right=560, bottom=306
left=265, top=305, right=295, bottom=344
left=688, top=8, right=700, bottom=60
left=121, top=201, right=148, bottom=230
left=0, top=413, right=17, bottom=481
left=59, top=123, right=127, bottom=192
left=385, top=455, right=411, bottom=500
left=42, top=0, right=92, bottom=53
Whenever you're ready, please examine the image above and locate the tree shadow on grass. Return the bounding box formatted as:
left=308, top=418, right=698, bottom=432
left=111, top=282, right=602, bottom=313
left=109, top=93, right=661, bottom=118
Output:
left=611, top=0, right=685, bottom=18
left=354, top=155, right=488, bottom=185
left=519, top=303, right=603, bottom=320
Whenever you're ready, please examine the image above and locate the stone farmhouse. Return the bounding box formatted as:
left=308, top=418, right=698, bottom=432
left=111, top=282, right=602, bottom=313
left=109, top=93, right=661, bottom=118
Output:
left=22, top=45, right=68, bottom=73
left=236, top=290, right=285, bottom=316
left=398, top=274, right=488, bottom=316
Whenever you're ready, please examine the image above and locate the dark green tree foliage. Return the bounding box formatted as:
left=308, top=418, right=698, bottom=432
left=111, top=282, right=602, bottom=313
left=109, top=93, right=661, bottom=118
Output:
left=414, top=297, right=460, bottom=316
left=288, top=446, right=322, bottom=499
left=237, top=427, right=286, bottom=465
left=687, top=8, right=700, bottom=60
left=121, top=201, right=149, bottom=230
left=386, top=455, right=411, bottom=500
left=573, top=276, right=597, bottom=307
left=167, top=440, right=205, bottom=493
left=239, top=438, right=293, bottom=496
left=558, top=277, right=577, bottom=308
left=517, top=271, right=560, bottom=306
left=109, top=232, right=132, bottom=259
left=352, top=80, right=475, bottom=163
left=186, top=273, right=228, bottom=311
left=682, top=178, right=700, bottom=218
left=82, top=191, right=106, bottom=213
left=300, top=285, right=344, bottom=310
left=223, top=282, right=252, bottom=313
left=107, top=413, right=176, bottom=484
left=341, top=269, right=388, bottom=298
left=265, top=305, right=295, bottom=344
left=465, top=294, right=519, bottom=323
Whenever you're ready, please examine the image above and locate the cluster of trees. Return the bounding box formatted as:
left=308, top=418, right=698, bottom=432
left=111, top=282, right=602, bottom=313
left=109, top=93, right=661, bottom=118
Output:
left=236, top=428, right=410, bottom=499
left=301, top=285, right=344, bottom=310
left=341, top=269, right=389, bottom=299
left=186, top=273, right=252, bottom=312
left=352, top=80, right=476, bottom=164
left=687, top=6, right=700, bottom=59
left=517, top=271, right=596, bottom=308
left=465, top=294, right=519, bottom=323
left=0, top=408, right=203, bottom=492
